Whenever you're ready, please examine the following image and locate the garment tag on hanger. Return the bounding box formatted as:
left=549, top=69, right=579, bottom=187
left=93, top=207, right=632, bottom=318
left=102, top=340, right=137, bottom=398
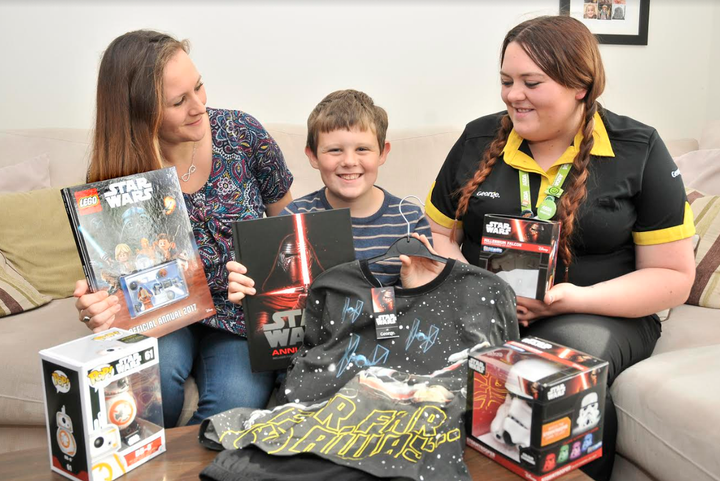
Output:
left=371, top=287, right=399, bottom=340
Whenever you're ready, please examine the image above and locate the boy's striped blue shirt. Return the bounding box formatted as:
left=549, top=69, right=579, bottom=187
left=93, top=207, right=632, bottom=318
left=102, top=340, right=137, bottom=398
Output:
left=283, top=187, right=433, bottom=286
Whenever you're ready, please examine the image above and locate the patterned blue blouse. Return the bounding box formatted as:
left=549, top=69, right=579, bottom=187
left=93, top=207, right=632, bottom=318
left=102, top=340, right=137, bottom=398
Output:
left=183, top=108, right=293, bottom=336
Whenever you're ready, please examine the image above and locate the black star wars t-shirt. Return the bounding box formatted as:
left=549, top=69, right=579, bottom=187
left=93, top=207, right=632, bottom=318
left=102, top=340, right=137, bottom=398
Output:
left=199, top=259, right=518, bottom=481
left=200, top=444, right=414, bottom=481
left=281, top=259, right=518, bottom=403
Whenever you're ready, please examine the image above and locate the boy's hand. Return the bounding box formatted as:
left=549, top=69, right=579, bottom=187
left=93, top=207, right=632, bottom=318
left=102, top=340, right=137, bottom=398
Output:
left=227, top=261, right=256, bottom=305
left=74, top=279, right=121, bottom=333
left=399, top=234, right=445, bottom=289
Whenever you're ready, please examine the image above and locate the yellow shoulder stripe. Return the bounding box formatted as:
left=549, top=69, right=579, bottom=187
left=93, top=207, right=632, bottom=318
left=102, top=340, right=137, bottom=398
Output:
left=425, top=182, right=462, bottom=230
left=632, top=203, right=696, bottom=245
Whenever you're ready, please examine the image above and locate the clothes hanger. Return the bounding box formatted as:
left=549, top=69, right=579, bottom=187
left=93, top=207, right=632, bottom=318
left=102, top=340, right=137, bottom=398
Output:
left=366, top=195, right=447, bottom=264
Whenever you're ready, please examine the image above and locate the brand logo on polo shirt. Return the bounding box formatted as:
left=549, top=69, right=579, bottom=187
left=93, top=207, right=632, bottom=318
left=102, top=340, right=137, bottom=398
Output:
left=475, top=191, right=500, bottom=199
left=671, top=168, right=681, bottom=178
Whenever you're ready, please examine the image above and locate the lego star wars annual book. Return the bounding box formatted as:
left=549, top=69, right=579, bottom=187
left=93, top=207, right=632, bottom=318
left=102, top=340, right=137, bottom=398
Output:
left=61, top=167, right=216, bottom=337
left=232, top=209, right=354, bottom=372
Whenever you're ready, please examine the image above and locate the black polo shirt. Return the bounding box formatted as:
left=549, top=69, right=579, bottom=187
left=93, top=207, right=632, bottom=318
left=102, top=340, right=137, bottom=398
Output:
left=426, top=109, right=695, bottom=287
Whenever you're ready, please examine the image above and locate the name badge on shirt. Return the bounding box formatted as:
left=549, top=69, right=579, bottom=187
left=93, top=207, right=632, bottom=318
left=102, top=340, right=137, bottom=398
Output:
left=371, top=287, right=399, bottom=340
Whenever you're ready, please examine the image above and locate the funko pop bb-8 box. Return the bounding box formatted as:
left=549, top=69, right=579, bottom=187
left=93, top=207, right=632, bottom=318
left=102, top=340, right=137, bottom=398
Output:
left=39, top=328, right=165, bottom=481
left=466, top=336, right=608, bottom=481
left=476, top=214, right=561, bottom=300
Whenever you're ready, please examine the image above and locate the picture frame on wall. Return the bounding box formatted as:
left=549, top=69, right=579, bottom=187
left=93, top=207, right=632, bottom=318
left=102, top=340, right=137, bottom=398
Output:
left=559, top=0, right=650, bottom=45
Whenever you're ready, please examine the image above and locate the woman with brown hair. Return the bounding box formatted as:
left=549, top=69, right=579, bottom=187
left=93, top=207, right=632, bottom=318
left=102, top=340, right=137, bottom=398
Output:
left=425, top=16, right=695, bottom=480
left=74, top=30, right=294, bottom=427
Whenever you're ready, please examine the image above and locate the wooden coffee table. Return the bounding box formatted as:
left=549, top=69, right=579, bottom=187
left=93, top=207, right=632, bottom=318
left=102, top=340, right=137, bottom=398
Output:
left=0, top=425, right=590, bottom=480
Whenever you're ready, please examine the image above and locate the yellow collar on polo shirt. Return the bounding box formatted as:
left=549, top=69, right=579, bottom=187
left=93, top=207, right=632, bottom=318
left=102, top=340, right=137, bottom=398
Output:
left=501, top=112, right=615, bottom=206
left=502, top=111, right=615, bottom=175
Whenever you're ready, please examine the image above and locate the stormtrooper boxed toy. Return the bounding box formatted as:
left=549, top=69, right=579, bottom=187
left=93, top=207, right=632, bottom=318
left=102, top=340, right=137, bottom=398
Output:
left=477, top=214, right=561, bottom=300
left=466, top=336, right=608, bottom=481
left=39, top=328, right=165, bottom=481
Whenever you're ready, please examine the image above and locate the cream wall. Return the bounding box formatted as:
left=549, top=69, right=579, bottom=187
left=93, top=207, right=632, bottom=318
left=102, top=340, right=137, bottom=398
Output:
left=709, top=1, right=720, bottom=124
left=0, top=1, right=717, bottom=141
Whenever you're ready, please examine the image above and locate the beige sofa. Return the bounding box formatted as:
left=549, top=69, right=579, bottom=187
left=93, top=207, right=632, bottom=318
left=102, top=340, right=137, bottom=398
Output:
left=0, top=121, right=718, bottom=481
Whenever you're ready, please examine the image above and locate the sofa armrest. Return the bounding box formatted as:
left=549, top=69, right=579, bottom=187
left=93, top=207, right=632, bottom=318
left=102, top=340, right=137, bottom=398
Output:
left=699, top=120, right=720, bottom=150
left=666, top=138, right=699, bottom=158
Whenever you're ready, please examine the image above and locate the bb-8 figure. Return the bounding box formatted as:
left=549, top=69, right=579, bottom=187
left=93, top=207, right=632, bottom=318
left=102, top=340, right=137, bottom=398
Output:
left=105, top=378, right=141, bottom=446
left=56, top=405, right=77, bottom=457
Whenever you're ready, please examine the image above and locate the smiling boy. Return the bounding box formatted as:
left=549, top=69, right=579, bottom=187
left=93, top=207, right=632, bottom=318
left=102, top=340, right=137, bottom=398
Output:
left=227, top=90, right=433, bottom=301
left=283, top=89, right=432, bottom=285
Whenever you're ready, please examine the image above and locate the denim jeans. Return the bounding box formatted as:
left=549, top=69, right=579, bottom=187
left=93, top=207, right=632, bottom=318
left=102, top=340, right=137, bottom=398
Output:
left=158, top=323, right=277, bottom=427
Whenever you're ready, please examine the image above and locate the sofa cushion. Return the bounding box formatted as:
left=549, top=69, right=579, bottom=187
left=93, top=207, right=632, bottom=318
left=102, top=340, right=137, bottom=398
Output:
left=612, top=307, right=720, bottom=481
left=699, top=120, right=720, bottom=150
left=675, top=149, right=720, bottom=196
left=653, top=304, right=720, bottom=356
left=0, top=251, right=51, bottom=317
left=0, top=129, right=90, bottom=188
left=265, top=123, right=323, bottom=199
left=666, top=138, right=699, bottom=158
left=0, top=153, right=51, bottom=193
left=685, top=189, right=720, bottom=308
left=611, top=343, right=720, bottom=481
left=0, top=296, right=89, bottom=426
left=0, top=188, right=84, bottom=299
left=381, top=127, right=462, bottom=201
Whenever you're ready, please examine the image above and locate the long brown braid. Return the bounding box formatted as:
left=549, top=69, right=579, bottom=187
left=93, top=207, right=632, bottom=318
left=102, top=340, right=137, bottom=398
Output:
left=451, top=114, right=513, bottom=240
left=453, top=16, right=606, bottom=278
left=555, top=101, right=598, bottom=278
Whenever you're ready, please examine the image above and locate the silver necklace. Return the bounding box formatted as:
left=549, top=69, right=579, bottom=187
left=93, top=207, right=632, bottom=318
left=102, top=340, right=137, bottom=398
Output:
left=180, top=142, right=197, bottom=182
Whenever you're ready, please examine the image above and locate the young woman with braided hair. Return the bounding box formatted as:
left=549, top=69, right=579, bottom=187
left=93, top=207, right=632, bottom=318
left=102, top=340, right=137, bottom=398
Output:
left=424, top=16, right=695, bottom=480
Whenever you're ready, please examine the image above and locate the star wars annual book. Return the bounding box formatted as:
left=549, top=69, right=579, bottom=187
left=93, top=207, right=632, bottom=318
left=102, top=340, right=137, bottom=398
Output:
left=61, top=167, right=216, bottom=337
left=232, top=209, right=355, bottom=372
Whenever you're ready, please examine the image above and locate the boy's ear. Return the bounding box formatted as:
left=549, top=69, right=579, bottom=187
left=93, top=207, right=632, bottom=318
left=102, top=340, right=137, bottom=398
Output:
left=305, top=146, right=320, bottom=170
left=379, top=142, right=391, bottom=166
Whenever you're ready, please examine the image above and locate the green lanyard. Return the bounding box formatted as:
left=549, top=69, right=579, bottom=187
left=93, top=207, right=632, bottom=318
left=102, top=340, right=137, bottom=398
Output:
left=518, top=163, right=572, bottom=220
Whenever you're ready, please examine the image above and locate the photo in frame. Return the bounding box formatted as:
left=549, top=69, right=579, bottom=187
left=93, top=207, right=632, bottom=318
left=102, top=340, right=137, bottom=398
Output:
left=559, top=0, right=650, bottom=45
